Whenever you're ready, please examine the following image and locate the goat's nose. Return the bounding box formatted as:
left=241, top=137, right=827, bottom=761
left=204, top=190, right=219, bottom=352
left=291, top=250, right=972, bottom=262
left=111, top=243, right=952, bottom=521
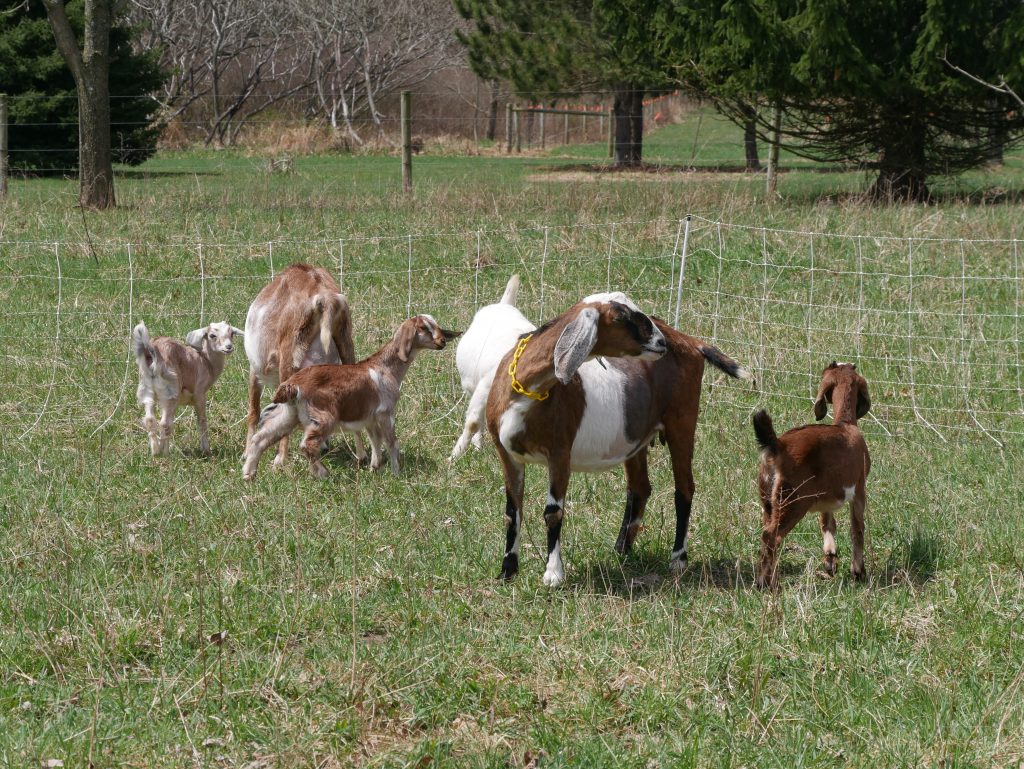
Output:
left=224, top=344, right=234, bottom=353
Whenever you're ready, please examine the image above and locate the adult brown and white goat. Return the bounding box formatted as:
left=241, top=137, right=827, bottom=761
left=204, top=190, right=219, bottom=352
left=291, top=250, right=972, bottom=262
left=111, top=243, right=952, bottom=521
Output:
left=133, top=320, right=243, bottom=456
left=242, top=314, right=459, bottom=480
left=486, top=293, right=752, bottom=587
left=244, top=264, right=363, bottom=467
left=752, top=362, right=871, bottom=589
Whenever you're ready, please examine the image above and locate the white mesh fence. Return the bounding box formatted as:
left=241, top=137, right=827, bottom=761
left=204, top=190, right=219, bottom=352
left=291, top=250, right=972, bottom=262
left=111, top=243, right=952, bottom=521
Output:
left=1, top=216, right=1021, bottom=445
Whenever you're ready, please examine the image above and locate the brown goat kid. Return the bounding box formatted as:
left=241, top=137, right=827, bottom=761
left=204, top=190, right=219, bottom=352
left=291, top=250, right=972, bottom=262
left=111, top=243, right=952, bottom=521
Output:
left=752, top=362, right=872, bottom=589
left=242, top=314, right=459, bottom=480
left=486, top=292, right=752, bottom=587
left=244, top=264, right=362, bottom=467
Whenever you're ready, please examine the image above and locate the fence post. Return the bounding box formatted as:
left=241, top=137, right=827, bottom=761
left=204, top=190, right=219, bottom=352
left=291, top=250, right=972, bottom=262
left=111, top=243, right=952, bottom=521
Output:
left=514, top=108, right=521, bottom=153
left=766, top=103, right=782, bottom=197
left=539, top=109, right=545, bottom=149
left=505, top=103, right=512, bottom=153
left=0, top=94, right=7, bottom=199
left=401, top=90, right=412, bottom=194
left=563, top=112, right=569, bottom=145
left=607, top=106, right=614, bottom=159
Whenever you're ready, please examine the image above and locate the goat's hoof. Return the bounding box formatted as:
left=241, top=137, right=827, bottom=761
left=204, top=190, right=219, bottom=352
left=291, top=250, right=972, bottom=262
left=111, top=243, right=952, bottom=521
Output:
left=820, top=554, right=837, bottom=578
left=499, top=554, right=519, bottom=581
left=851, top=566, right=867, bottom=582
left=271, top=455, right=286, bottom=470
left=311, top=464, right=329, bottom=479
left=542, top=567, right=565, bottom=588
left=668, top=554, right=688, bottom=574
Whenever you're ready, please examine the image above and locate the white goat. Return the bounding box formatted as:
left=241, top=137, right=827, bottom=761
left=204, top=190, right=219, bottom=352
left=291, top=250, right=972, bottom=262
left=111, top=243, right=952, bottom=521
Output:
left=133, top=320, right=242, bottom=456
left=450, top=275, right=536, bottom=461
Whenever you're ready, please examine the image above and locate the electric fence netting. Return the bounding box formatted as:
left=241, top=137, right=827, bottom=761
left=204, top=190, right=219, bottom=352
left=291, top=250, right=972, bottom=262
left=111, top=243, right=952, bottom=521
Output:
left=2, top=216, right=1021, bottom=446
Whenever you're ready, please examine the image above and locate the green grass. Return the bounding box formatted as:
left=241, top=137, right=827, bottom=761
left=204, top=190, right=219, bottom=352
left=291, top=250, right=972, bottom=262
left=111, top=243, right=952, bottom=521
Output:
left=1, top=111, right=1023, bottom=767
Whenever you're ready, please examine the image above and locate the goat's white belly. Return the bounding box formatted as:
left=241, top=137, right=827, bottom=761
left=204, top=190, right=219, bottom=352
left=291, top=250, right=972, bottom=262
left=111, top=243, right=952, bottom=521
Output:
left=569, top=363, right=647, bottom=471
left=244, top=303, right=267, bottom=372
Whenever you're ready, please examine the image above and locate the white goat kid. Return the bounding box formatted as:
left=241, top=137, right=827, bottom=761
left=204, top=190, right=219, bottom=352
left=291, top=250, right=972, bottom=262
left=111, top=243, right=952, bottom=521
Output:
left=133, top=320, right=242, bottom=456
left=450, top=275, right=536, bottom=461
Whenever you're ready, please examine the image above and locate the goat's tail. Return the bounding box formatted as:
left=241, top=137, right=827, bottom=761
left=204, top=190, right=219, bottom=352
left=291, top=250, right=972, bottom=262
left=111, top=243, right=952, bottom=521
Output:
left=272, top=382, right=300, bottom=404
left=697, top=342, right=754, bottom=382
left=752, top=410, right=780, bottom=455
left=132, top=321, right=164, bottom=377
left=499, top=274, right=520, bottom=306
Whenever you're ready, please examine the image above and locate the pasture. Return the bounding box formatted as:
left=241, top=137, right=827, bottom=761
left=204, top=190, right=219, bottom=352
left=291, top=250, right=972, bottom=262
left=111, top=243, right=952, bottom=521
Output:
left=1, top=115, right=1023, bottom=767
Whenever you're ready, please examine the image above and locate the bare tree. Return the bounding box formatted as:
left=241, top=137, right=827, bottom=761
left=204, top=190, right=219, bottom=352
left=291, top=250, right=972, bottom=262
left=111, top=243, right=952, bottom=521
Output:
left=42, top=0, right=115, bottom=209
left=291, top=0, right=461, bottom=143
left=129, top=0, right=314, bottom=145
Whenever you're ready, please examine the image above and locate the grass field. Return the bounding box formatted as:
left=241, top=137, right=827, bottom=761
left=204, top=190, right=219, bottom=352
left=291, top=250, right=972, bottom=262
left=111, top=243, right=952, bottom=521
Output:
left=1, top=111, right=1023, bottom=767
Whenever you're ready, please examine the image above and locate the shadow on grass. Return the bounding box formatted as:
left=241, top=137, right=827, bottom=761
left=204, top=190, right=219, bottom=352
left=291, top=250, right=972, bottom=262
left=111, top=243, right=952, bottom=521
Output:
left=541, top=161, right=851, bottom=175
left=880, top=528, right=942, bottom=586
left=116, top=169, right=223, bottom=179
left=320, top=440, right=441, bottom=475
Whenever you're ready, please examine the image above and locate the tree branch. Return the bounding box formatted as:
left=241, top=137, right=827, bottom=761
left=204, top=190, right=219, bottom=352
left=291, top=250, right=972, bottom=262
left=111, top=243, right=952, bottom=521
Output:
left=942, top=54, right=1024, bottom=111
left=40, top=0, right=85, bottom=83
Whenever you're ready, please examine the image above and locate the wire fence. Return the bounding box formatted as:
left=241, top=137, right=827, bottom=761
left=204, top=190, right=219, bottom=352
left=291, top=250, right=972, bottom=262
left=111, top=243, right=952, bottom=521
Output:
left=1, top=216, right=1021, bottom=447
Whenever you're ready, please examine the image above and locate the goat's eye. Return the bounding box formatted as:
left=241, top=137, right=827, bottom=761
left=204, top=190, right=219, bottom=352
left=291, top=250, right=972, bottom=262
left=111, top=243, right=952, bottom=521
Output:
left=209, top=333, right=217, bottom=339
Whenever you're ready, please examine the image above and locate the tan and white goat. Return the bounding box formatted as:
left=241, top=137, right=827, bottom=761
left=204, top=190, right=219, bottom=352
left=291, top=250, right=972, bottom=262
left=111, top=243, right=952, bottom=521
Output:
left=486, top=292, right=752, bottom=587
left=242, top=314, right=459, bottom=480
left=752, top=362, right=871, bottom=589
left=244, top=264, right=363, bottom=467
left=133, top=320, right=243, bottom=456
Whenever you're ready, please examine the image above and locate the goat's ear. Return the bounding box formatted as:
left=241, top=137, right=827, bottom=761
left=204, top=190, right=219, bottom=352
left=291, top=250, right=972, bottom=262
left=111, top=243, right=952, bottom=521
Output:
left=441, top=328, right=462, bottom=342
left=230, top=326, right=244, bottom=337
left=396, top=320, right=417, bottom=362
left=813, top=395, right=829, bottom=421
left=186, top=327, right=208, bottom=350
left=856, top=379, right=871, bottom=419
left=554, top=307, right=599, bottom=384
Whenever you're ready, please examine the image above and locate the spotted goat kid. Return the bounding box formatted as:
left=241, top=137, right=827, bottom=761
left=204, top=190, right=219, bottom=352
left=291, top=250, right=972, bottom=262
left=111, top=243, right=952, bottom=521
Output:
left=752, top=362, right=872, bottom=589
left=133, top=320, right=243, bottom=456
left=242, top=314, right=460, bottom=480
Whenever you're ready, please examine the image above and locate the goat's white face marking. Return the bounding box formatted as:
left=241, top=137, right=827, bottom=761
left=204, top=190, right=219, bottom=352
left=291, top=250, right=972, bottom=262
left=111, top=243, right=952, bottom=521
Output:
left=205, top=321, right=239, bottom=355
left=581, top=291, right=640, bottom=312
left=542, top=540, right=565, bottom=587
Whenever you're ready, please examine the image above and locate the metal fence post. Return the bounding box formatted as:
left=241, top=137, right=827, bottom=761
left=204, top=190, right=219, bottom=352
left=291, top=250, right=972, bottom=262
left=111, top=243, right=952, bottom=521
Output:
left=401, top=90, right=412, bottom=194
left=0, top=94, right=8, bottom=199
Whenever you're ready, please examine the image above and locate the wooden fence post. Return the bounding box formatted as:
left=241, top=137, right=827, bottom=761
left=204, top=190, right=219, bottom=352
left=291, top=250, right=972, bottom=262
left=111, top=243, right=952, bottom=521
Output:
left=539, top=110, right=545, bottom=149
left=0, top=94, right=8, bottom=199
left=563, top=112, right=569, bottom=145
left=766, top=103, right=782, bottom=197
left=400, top=90, right=412, bottom=194
left=607, top=106, right=614, bottom=159
left=505, top=103, right=512, bottom=153
left=514, top=108, right=521, bottom=153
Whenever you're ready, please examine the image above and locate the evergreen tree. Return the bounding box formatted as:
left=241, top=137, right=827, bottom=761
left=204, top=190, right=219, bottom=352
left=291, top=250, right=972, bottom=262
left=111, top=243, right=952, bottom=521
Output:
left=454, top=0, right=670, bottom=166
left=665, top=0, right=1024, bottom=201
left=0, top=0, right=164, bottom=175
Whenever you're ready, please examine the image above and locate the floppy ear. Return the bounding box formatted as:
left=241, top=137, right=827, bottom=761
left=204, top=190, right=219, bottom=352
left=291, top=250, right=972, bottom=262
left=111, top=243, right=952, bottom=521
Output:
left=856, top=378, right=871, bottom=419
left=186, top=327, right=208, bottom=350
left=396, top=320, right=418, bottom=362
left=230, top=326, right=244, bottom=337
left=813, top=381, right=832, bottom=421
left=554, top=307, right=599, bottom=384
left=441, top=328, right=462, bottom=342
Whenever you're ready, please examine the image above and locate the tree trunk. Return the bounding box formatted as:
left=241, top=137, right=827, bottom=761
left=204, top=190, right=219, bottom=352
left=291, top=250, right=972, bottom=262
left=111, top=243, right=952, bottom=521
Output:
left=740, top=101, right=760, bottom=171
left=42, top=0, right=116, bottom=209
left=612, top=84, right=643, bottom=167
left=869, top=118, right=930, bottom=203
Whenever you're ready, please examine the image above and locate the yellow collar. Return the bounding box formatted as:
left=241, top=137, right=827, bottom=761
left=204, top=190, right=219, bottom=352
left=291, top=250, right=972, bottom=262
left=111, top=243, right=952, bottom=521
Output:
left=508, top=334, right=549, bottom=401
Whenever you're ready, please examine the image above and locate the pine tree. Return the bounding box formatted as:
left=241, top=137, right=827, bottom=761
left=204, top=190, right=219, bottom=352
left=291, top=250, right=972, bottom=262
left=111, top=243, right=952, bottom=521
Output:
left=0, top=0, right=163, bottom=176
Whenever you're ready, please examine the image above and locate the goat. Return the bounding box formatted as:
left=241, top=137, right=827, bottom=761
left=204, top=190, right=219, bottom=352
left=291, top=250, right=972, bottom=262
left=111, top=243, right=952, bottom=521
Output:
left=244, top=263, right=364, bottom=468
left=450, top=275, right=536, bottom=461
left=133, top=320, right=242, bottom=456
left=752, top=362, right=871, bottom=589
left=485, top=292, right=752, bottom=587
left=242, top=314, right=460, bottom=480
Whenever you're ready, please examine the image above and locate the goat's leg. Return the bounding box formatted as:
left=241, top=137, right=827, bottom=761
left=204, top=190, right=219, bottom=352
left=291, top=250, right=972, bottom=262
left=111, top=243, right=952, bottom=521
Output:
left=272, top=366, right=295, bottom=470
left=242, top=403, right=298, bottom=480
left=849, top=484, right=867, bottom=581
left=497, top=447, right=525, bottom=581
left=158, top=398, right=178, bottom=456
left=142, top=401, right=161, bottom=456
left=246, top=369, right=263, bottom=450
left=542, top=454, right=571, bottom=587
left=194, top=394, right=211, bottom=456
left=665, top=430, right=697, bottom=573
left=615, top=450, right=652, bottom=555
left=380, top=415, right=401, bottom=476
left=300, top=423, right=332, bottom=479
left=450, top=377, right=492, bottom=461
left=819, top=511, right=838, bottom=576
left=756, top=492, right=810, bottom=589
left=366, top=423, right=386, bottom=471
